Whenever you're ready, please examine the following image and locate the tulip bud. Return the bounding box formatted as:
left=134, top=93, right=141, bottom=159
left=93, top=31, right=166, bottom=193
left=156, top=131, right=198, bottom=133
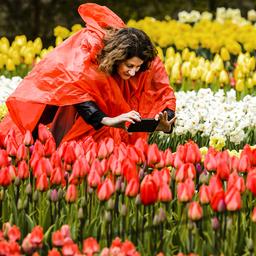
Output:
left=14, top=177, right=21, bottom=186
left=115, top=177, right=122, bottom=192
left=226, top=217, right=233, bottom=230
left=187, top=220, right=194, bottom=230
left=17, top=198, right=23, bottom=210
left=58, top=188, right=64, bottom=200
left=23, top=198, right=28, bottom=209
left=211, top=217, right=220, bottom=230
left=50, top=189, right=59, bottom=202
left=199, top=171, right=210, bottom=184
left=121, top=182, right=126, bottom=193
left=247, top=238, right=254, bottom=252
left=153, top=214, right=161, bottom=226
left=25, top=183, right=32, bottom=195
left=78, top=207, right=84, bottom=220
left=106, top=198, right=115, bottom=210
left=120, top=204, right=128, bottom=216
left=47, top=190, right=51, bottom=200
left=104, top=211, right=112, bottom=222
left=135, top=194, right=141, bottom=205
left=0, top=189, right=4, bottom=201
left=88, top=186, right=94, bottom=194
left=33, top=190, right=39, bottom=202
left=251, top=207, right=256, bottom=222
left=158, top=208, right=167, bottom=222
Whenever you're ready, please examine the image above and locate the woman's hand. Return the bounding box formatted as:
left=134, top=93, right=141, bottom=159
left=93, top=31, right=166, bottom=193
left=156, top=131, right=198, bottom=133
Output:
left=101, top=110, right=141, bottom=130
left=154, top=111, right=176, bottom=133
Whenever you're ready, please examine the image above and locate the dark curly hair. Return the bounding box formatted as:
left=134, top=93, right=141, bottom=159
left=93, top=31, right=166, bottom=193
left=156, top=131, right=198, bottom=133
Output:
left=97, top=27, right=157, bottom=75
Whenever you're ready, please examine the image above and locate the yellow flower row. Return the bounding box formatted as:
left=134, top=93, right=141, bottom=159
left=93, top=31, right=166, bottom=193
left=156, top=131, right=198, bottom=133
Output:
left=0, top=24, right=83, bottom=71
left=158, top=46, right=256, bottom=92
left=127, top=18, right=256, bottom=54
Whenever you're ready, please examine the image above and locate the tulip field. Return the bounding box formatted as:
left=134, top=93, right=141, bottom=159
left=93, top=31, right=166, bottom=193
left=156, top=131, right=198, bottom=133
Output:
left=1, top=6, right=256, bottom=256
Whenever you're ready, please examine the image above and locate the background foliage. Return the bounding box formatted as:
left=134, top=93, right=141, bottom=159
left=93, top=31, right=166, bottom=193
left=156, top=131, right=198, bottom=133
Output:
left=1, top=0, right=256, bottom=45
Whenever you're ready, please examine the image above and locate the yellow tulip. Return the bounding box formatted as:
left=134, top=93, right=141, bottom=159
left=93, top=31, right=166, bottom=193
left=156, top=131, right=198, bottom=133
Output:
left=234, top=67, right=244, bottom=80
left=182, top=48, right=190, bottom=61
left=235, top=79, right=245, bottom=92
left=165, top=47, right=175, bottom=59
left=249, top=57, right=255, bottom=71
left=33, top=37, right=43, bottom=54
left=0, top=55, right=4, bottom=69
left=55, top=36, right=63, bottom=46
left=190, top=67, right=200, bottom=80
left=24, top=52, right=34, bottom=65
left=181, top=62, right=191, bottom=77
left=15, top=35, right=27, bottom=46
left=54, top=25, right=70, bottom=39
left=156, top=46, right=164, bottom=61
left=6, top=58, right=15, bottom=71
left=0, top=40, right=9, bottom=54
left=40, top=49, right=49, bottom=59
left=252, top=72, right=256, bottom=85
left=246, top=78, right=254, bottom=89
left=71, top=24, right=83, bottom=32
left=205, top=70, right=215, bottom=84
left=171, top=62, right=181, bottom=82
left=220, top=47, right=230, bottom=61
left=219, top=70, right=229, bottom=84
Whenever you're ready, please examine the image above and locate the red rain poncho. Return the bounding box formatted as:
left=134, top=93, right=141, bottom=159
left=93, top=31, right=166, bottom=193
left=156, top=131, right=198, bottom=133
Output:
left=0, top=3, right=176, bottom=145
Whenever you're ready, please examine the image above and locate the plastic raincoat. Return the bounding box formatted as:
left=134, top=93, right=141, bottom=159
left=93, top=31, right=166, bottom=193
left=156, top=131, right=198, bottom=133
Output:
left=0, top=3, right=176, bottom=145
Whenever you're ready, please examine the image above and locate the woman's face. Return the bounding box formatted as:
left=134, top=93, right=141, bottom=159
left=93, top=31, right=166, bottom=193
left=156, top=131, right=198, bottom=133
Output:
left=116, top=57, right=144, bottom=80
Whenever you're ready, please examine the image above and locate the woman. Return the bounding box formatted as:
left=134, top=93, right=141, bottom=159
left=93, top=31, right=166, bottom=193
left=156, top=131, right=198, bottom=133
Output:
left=0, top=3, right=176, bottom=146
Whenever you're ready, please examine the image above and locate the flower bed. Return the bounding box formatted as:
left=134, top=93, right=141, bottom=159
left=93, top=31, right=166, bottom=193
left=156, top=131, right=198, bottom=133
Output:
left=0, top=126, right=256, bottom=255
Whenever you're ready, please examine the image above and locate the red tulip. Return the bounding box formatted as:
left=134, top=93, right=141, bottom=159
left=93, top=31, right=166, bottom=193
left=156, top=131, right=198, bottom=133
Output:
left=52, top=230, right=64, bottom=247
left=97, top=141, right=110, bottom=159
left=50, top=167, right=65, bottom=186
left=44, top=137, right=56, bottom=157
left=125, top=178, right=140, bottom=197
left=237, top=155, right=251, bottom=173
left=210, top=190, right=226, bottom=212
left=9, top=241, right=21, bottom=255
left=36, top=173, right=49, bottom=191
left=159, top=167, right=171, bottom=185
left=82, top=237, right=100, bottom=255
left=227, top=171, right=245, bottom=193
left=177, top=179, right=194, bottom=202
left=109, top=154, right=122, bottom=176
left=62, top=240, right=80, bottom=256
left=246, top=170, right=256, bottom=196
left=188, top=201, right=203, bottom=221
left=231, top=156, right=239, bottom=171
left=48, top=248, right=61, bottom=256
left=147, top=144, right=161, bottom=167
left=5, top=137, right=18, bottom=157
left=122, top=158, right=138, bottom=182
left=30, top=226, right=44, bottom=247
left=184, top=141, right=201, bottom=164
left=8, top=165, right=17, bottom=181
left=62, top=144, right=76, bottom=166
left=38, top=124, right=51, bottom=144
left=97, top=178, right=115, bottom=201
left=121, top=240, right=138, bottom=255
left=163, top=148, right=173, bottom=167
left=33, top=140, right=45, bottom=157
left=208, top=175, right=223, bottom=196
left=50, top=151, right=62, bottom=169
left=16, top=144, right=28, bottom=161
left=225, top=187, right=242, bottom=211
left=158, top=182, right=172, bottom=202
left=199, top=184, right=211, bottom=204
left=216, top=160, right=230, bottom=180
left=8, top=225, right=21, bottom=242
left=0, top=149, right=9, bottom=168
left=173, top=152, right=184, bottom=169
left=87, top=169, right=101, bottom=188
left=251, top=207, right=256, bottom=222
left=204, top=153, right=217, bottom=171
left=175, top=163, right=196, bottom=182
left=0, top=167, right=12, bottom=187
left=65, top=184, right=77, bottom=203
left=140, top=175, right=158, bottom=205
left=60, top=225, right=71, bottom=239
left=127, top=145, right=140, bottom=164
left=23, top=130, right=34, bottom=146
left=34, top=157, right=53, bottom=178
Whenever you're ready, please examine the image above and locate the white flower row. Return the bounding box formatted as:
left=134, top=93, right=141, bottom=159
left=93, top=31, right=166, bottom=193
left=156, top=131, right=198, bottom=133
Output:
left=174, top=89, right=256, bottom=144
left=0, top=76, right=22, bottom=104
left=1, top=76, right=256, bottom=144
